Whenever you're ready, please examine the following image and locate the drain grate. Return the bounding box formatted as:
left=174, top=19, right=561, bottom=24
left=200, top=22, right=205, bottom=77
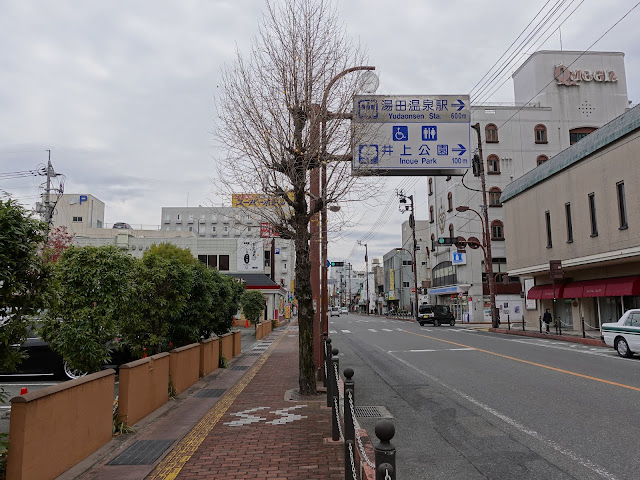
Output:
left=194, top=388, right=227, bottom=398
left=107, top=439, right=174, bottom=465
left=353, top=406, right=393, bottom=419
left=244, top=352, right=261, bottom=356
left=230, top=365, right=249, bottom=371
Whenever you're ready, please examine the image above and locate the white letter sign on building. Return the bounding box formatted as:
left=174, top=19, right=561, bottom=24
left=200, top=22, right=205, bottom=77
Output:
left=352, top=95, right=471, bottom=176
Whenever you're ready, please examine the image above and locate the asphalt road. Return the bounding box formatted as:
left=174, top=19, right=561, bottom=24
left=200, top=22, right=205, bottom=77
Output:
left=330, top=312, right=640, bottom=480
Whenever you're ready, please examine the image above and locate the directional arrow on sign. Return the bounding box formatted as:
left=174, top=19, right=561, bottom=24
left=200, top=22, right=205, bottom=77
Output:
left=452, top=144, right=467, bottom=156
left=452, top=99, right=466, bottom=111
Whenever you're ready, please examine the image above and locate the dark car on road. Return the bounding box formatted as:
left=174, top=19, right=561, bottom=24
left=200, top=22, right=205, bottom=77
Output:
left=418, top=304, right=455, bottom=327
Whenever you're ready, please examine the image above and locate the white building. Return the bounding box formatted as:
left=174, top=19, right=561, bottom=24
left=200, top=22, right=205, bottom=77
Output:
left=426, top=50, right=630, bottom=323
left=47, top=194, right=105, bottom=233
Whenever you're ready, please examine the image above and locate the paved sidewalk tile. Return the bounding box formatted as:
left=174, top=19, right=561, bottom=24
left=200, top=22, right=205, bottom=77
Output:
left=152, top=325, right=344, bottom=480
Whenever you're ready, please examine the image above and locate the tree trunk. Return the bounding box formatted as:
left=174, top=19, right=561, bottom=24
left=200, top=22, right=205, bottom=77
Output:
left=294, top=216, right=317, bottom=395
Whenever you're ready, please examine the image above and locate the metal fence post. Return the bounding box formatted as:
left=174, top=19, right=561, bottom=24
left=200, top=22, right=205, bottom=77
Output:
left=507, top=314, right=511, bottom=330
left=344, top=367, right=355, bottom=445
left=326, top=339, right=332, bottom=407
left=323, top=334, right=329, bottom=387
left=374, top=419, right=396, bottom=480
left=539, top=315, right=542, bottom=334
left=582, top=316, right=586, bottom=338
left=331, top=348, right=340, bottom=441
left=522, top=314, right=525, bottom=331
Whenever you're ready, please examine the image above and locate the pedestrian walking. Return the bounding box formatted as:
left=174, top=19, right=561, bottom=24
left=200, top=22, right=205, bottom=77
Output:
left=543, top=308, right=552, bottom=333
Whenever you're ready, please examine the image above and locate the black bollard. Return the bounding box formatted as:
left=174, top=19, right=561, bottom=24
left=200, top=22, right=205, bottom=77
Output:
left=507, top=314, right=511, bottom=330
left=325, top=338, right=333, bottom=407
left=581, top=316, right=586, bottom=338
left=343, top=368, right=355, bottom=451
left=374, top=420, right=396, bottom=480
left=522, top=314, right=525, bottom=332
left=322, top=333, right=329, bottom=387
left=539, top=315, right=542, bottom=334
left=331, top=347, right=340, bottom=442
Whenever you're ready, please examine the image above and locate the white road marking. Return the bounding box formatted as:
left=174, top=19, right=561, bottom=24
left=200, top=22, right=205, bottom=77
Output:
left=329, top=330, right=337, bottom=334
left=341, top=330, right=351, bottom=333
left=368, top=329, right=378, bottom=333
left=377, top=345, right=620, bottom=480
left=382, top=329, right=394, bottom=332
left=506, top=338, right=615, bottom=359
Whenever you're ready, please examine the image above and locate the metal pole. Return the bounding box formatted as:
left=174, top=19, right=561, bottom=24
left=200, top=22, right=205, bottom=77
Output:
left=410, top=196, right=419, bottom=324
left=322, top=333, right=329, bottom=387
left=326, top=340, right=333, bottom=407
left=365, top=244, right=370, bottom=315
left=471, top=124, right=497, bottom=328
left=343, top=367, right=355, bottom=478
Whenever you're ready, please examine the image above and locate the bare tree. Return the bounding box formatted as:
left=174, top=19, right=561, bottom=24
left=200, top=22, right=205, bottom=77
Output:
left=215, top=0, right=377, bottom=394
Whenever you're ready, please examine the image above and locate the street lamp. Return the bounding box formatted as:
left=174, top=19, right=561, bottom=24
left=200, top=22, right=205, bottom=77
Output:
left=456, top=199, right=498, bottom=329
left=315, top=66, right=375, bottom=366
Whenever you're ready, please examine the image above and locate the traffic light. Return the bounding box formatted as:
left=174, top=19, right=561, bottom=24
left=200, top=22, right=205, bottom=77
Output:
left=329, top=261, right=344, bottom=267
left=437, top=237, right=458, bottom=246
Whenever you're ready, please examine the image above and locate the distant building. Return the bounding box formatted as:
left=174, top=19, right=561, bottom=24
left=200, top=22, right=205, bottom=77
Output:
left=46, top=194, right=105, bottom=233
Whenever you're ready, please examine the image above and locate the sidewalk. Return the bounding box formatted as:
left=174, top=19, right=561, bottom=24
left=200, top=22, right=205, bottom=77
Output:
left=65, top=320, right=345, bottom=480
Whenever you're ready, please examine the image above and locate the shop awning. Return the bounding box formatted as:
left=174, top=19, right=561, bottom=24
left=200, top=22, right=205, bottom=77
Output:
left=558, top=275, right=640, bottom=298
left=527, top=284, right=563, bottom=300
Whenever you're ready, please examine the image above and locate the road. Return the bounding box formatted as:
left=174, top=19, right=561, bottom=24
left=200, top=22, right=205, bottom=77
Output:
left=330, top=312, right=640, bottom=480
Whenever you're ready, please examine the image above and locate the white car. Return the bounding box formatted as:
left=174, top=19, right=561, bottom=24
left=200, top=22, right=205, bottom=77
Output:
left=340, top=307, right=348, bottom=315
left=601, top=309, right=640, bottom=358
left=329, top=307, right=340, bottom=317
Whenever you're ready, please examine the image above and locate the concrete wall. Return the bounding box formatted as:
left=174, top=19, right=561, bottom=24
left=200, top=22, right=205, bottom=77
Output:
left=118, top=353, right=170, bottom=426
left=7, top=370, right=115, bottom=480
left=199, top=337, right=219, bottom=377
left=232, top=331, right=241, bottom=357
left=169, top=343, right=201, bottom=396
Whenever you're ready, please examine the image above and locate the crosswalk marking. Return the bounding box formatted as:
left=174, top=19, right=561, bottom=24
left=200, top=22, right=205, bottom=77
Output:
left=341, top=330, right=351, bottom=333
left=382, top=329, right=393, bottom=332
left=368, top=329, right=377, bottom=333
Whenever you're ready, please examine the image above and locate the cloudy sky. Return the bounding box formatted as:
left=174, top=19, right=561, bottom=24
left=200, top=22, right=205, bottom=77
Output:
left=1, top=0, right=638, bottom=272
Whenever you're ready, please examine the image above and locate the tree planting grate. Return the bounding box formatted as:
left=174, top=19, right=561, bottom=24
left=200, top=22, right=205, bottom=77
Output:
left=194, top=388, right=227, bottom=398
left=230, top=365, right=249, bottom=371
left=107, top=439, right=174, bottom=465
left=353, top=406, right=393, bottom=419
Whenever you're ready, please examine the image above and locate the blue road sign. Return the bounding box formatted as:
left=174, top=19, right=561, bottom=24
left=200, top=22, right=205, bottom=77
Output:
left=422, top=126, right=437, bottom=141
left=393, top=126, right=408, bottom=141
left=358, top=144, right=378, bottom=164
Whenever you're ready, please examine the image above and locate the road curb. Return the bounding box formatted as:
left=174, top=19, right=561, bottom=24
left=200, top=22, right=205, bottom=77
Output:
left=489, top=327, right=606, bottom=346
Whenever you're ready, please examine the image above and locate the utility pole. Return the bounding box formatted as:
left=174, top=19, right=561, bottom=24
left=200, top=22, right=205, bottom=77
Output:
left=347, top=262, right=352, bottom=312
left=43, top=150, right=56, bottom=226
left=398, top=191, right=419, bottom=323
left=471, top=123, right=498, bottom=328
left=358, top=241, right=369, bottom=315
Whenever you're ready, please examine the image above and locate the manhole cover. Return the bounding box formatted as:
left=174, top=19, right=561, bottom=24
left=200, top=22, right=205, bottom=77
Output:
left=231, top=365, right=249, bottom=371
left=195, top=388, right=226, bottom=398
left=107, top=439, right=174, bottom=465
left=353, top=406, right=393, bottom=419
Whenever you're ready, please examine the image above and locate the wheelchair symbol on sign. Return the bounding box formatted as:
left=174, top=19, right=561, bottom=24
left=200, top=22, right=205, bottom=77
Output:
left=393, top=126, right=408, bottom=141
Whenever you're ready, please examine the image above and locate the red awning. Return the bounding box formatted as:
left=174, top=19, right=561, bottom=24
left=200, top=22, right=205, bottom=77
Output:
left=604, top=276, right=640, bottom=296
left=527, top=284, right=563, bottom=300
left=562, top=281, right=584, bottom=298
left=582, top=280, right=607, bottom=297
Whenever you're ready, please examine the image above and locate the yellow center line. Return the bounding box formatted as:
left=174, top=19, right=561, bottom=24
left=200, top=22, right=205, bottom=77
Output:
left=401, top=329, right=640, bottom=393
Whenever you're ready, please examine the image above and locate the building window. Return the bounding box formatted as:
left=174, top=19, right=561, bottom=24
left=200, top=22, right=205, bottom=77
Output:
left=537, top=155, right=549, bottom=166
left=198, top=255, right=218, bottom=269
left=447, top=192, right=453, bottom=212
left=429, top=206, right=434, bottom=223
left=545, top=211, right=552, bottom=248
left=431, top=234, right=435, bottom=251
left=219, top=255, right=230, bottom=271
left=535, top=124, right=548, bottom=144
left=402, top=281, right=410, bottom=288
left=565, top=203, right=573, bottom=243
left=264, top=250, right=271, bottom=267
left=489, top=187, right=502, bottom=207
left=176, top=214, right=181, bottom=223
left=588, top=193, right=598, bottom=237
left=428, top=178, right=433, bottom=196
left=485, top=123, right=499, bottom=143
left=617, top=181, right=628, bottom=229
left=487, top=154, right=500, bottom=174
left=72, top=216, right=83, bottom=222
left=96, top=220, right=102, bottom=228
left=448, top=223, right=454, bottom=238
left=491, top=220, right=504, bottom=241
left=569, top=127, right=596, bottom=145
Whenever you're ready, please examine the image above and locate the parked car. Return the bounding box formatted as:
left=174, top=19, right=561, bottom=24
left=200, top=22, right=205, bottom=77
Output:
left=0, top=331, right=133, bottom=380
left=601, top=309, right=640, bottom=358
left=418, top=304, right=455, bottom=327
left=340, top=307, right=348, bottom=315
left=112, top=222, right=132, bottom=229
left=329, top=306, right=341, bottom=317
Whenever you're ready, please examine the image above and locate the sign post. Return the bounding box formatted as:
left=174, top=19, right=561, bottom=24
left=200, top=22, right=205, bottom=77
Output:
left=352, top=95, right=471, bottom=176
left=549, top=260, right=564, bottom=334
